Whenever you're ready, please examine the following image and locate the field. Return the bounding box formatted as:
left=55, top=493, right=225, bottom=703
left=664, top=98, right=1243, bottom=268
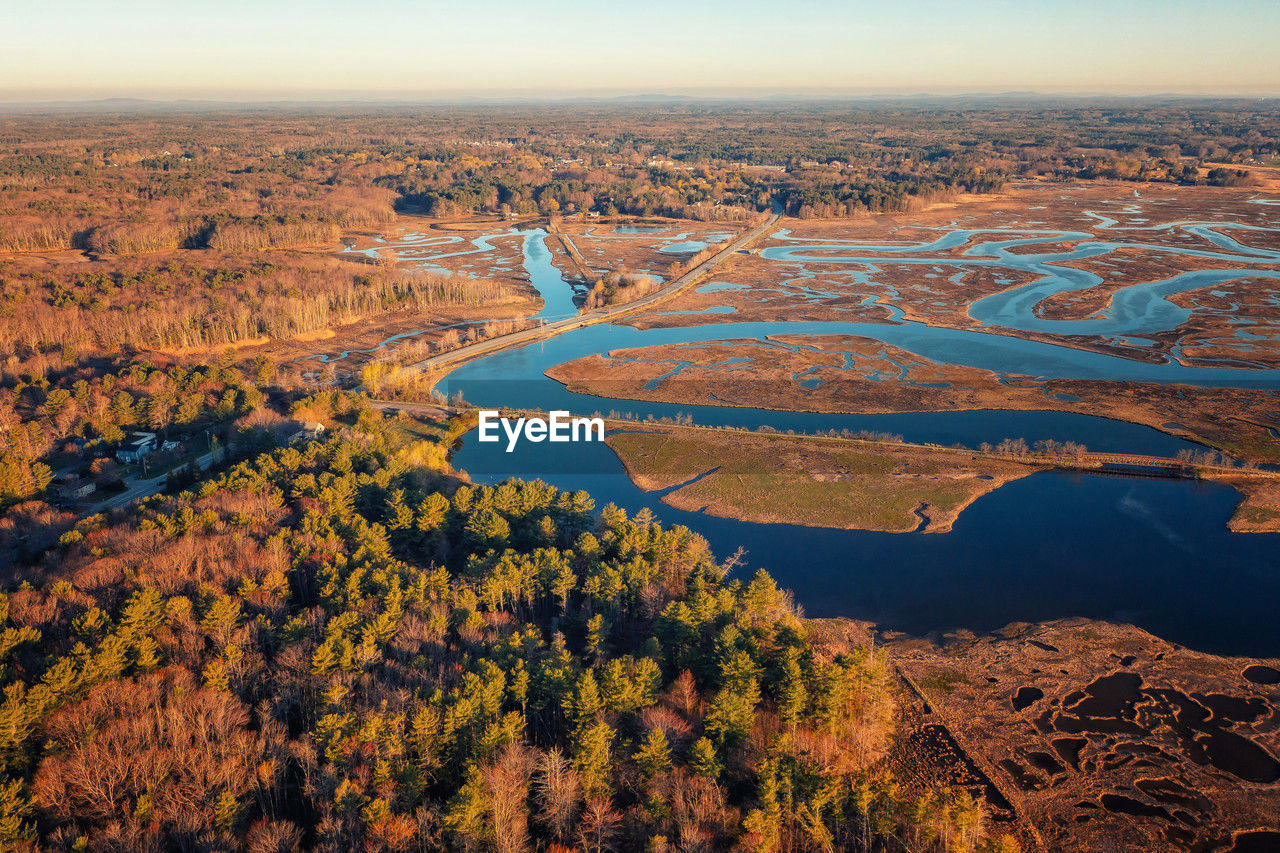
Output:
left=550, top=219, right=736, bottom=274
left=605, top=424, right=1039, bottom=532
left=1224, top=478, right=1280, bottom=532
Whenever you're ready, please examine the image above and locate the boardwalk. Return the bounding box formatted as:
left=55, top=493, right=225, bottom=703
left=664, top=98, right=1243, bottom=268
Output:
left=1084, top=452, right=1187, bottom=469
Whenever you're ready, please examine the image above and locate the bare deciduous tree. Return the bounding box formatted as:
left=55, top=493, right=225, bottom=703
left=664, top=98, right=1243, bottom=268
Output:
left=483, top=743, right=535, bottom=853
left=534, top=748, right=580, bottom=843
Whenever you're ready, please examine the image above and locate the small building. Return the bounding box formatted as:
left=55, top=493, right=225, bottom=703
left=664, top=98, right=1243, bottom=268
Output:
left=69, top=481, right=96, bottom=500
left=55, top=474, right=96, bottom=501
left=116, top=431, right=157, bottom=464
left=287, top=421, right=326, bottom=444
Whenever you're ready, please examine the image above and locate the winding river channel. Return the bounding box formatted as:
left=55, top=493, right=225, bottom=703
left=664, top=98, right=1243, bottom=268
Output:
left=346, top=211, right=1280, bottom=655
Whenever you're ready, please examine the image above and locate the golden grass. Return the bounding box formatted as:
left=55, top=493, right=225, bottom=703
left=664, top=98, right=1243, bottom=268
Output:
left=606, top=425, right=1038, bottom=533
left=1224, top=479, right=1280, bottom=533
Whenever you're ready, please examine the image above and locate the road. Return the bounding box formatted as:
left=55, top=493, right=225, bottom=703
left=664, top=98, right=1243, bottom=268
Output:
left=84, top=448, right=221, bottom=515
left=405, top=212, right=782, bottom=377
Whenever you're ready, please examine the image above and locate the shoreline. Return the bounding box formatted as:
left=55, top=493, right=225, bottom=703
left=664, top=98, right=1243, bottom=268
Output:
left=602, top=422, right=1045, bottom=534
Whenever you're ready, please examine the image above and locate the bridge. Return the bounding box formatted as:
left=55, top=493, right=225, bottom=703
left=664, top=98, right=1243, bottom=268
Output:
left=1080, top=452, right=1189, bottom=472
left=1065, top=451, right=1273, bottom=480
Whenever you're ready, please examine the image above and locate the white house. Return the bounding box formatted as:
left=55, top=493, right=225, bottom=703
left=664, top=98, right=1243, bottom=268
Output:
left=287, top=422, right=326, bottom=445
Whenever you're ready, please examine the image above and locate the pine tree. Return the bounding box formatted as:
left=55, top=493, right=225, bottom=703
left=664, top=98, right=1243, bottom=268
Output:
left=214, top=790, right=241, bottom=834
left=572, top=721, right=614, bottom=797
left=565, top=671, right=603, bottom=730
left=203, top=659, right=230, bottom=692
left=633, top=728, right=671, bottom=778
left=0, top=780, right=34, bottom=845
left=385, top=488, right=414, bottom=531
left=688, top=737, right=721, bottom=780
left=311, top=638, right=342, bottom=676
left=586, top=613, right=608, bottom=661
left=549, top=563, right=576, bottom=613
left=119, top=589, right=167, bottom=640
left=443, top=765, right=490, bottom=848
left=465, top=507, right=510, bottom=551
left=201, top=594, right=243, bottom=645
left=705, top=677, right=759, bottom=746
left=778, top=647, right=807, bottom=732
left=416, top=492, right=449, bottom=534
left=134, top=635, right=161, bottom=671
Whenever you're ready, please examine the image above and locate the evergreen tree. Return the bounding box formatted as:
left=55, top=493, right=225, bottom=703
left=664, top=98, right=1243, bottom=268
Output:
left=633, top=728, right=671, bottom=778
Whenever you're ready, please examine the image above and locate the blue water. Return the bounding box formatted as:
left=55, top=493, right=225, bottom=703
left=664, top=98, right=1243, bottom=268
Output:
left=312, top=228, right=581, bottom=364
left=522, top=229, right=580, bottom=320
left=364, top=213, right=1280, bottom=653
left=611, top=225, right=668, bottom=235
left=440, top=224, right=1280, bottom=399
left=441, top=317, right=1280, bottom=418
left=660, top=241, right=710, bottom=254
left=453, top=434, right=1280, bottom=657
left=762, top=224, right=1280, bottom=341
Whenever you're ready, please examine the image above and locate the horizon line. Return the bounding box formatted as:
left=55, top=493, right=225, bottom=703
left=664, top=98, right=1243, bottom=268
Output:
left=4, top=89, right=1280, bottom=109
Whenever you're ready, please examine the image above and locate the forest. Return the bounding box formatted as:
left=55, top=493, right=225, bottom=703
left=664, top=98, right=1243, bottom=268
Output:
left=0, top=253, right=514, bottom=358
left=3, top=100, right=1274, bottom=243
left=0, top=394, right=1021, bottom=851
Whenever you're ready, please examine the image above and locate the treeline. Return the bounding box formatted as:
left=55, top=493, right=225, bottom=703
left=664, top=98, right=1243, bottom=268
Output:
left=370, top=102, right=1280, bottom=219
left=0, top=210, right=380, bottom=256
left=776, top=170, right=1007, bottom=219
left=3, top=105, right=1274, bottom=262
left=0, top=256, right=515, bottom=357
left=0, top=400, right=1020, bottom=851
left=977, top=438, right=1088, bottom=459
left=358, top=318, right=542, bottom=396
left=0, top=117, right=398, bottom=255
left=0, top=222, right=79, bottom=253
left=581, top=271, right=660, bottom=311
left=388, top=165, right=763, bottom=220
left=205, top=216, right=341, bottom=252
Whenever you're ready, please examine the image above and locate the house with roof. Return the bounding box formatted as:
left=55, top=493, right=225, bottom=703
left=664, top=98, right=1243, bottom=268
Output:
left=116, top=431, right=158, bottom=464
left=287, top=421, right=326, bottom=445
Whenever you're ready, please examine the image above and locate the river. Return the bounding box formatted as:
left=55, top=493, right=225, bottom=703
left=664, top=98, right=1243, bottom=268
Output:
left=349, top=213, right=1280, bottom=654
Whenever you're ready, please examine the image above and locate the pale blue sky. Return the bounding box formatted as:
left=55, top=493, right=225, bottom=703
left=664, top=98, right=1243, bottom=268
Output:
left=2, top=0, right=1277, bottom=99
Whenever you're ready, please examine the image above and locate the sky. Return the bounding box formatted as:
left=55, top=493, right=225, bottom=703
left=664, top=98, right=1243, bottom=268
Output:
left=2, top=0, right=1278, bottom=101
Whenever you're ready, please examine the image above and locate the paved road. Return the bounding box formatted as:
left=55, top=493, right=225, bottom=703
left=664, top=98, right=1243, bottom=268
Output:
left=405, top=212, right=782, bottom=376
left=85, top=448, right=221, bottom=514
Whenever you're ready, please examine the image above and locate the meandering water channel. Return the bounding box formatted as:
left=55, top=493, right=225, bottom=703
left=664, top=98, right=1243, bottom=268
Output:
left=344, top=213, right=1280, bottom=654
